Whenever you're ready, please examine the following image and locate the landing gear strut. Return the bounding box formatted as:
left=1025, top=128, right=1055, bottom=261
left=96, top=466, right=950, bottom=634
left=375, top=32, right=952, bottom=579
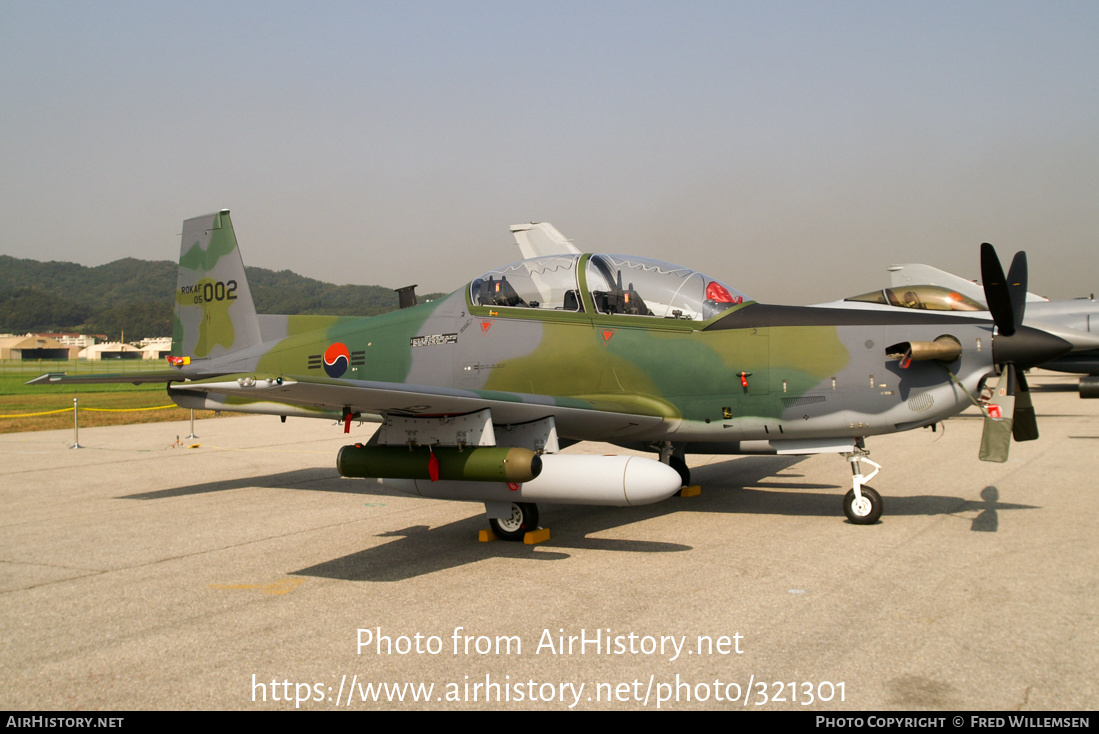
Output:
left=489, top=502, right=539, bottom=541
left=842, top=450, right=883, bottom=524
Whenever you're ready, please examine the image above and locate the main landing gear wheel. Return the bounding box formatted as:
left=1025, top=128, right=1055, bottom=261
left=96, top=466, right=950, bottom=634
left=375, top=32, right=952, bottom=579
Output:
left=489, top=502, right=539, bottom=541
left=669, top=455, right=690, bottom=488
left=843, top=486, right=882, bottom=525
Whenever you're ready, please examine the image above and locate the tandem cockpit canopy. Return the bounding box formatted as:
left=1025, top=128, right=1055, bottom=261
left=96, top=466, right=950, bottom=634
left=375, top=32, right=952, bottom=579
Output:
left=469, top=254, right=749, bottom=321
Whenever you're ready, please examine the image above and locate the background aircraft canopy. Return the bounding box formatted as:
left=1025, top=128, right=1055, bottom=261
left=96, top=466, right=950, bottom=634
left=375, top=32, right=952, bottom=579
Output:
left=470, top=254, right=749, bottom=321
left=846, top=285, right=984, bottom=312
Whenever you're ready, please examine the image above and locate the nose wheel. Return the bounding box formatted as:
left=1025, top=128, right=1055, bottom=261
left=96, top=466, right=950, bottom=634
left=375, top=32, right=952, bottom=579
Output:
left=843, top=485, right=882, bottom=524
left=842, top=451, right=883, bottom=525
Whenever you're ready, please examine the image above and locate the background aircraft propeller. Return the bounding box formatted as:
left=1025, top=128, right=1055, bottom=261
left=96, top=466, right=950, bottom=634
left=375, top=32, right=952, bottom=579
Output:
left=979, top=243, right=1041, bottom=462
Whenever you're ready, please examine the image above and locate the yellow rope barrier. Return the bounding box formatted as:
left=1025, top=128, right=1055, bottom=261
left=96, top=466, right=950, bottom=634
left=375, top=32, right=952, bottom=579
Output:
left=83, top=405, right=178, bottom=413
left=0, top=404, right=179, bottom=418
left=0, top=408, right=73, bottom=418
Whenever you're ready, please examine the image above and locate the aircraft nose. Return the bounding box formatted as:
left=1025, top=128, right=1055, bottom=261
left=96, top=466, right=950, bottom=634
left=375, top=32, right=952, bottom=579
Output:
left=993, top=325, right=1073, bottom=368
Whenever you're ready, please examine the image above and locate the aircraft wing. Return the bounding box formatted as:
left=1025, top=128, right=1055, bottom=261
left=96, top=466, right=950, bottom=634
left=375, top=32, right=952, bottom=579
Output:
left=168, top=373, right=670, bottom=441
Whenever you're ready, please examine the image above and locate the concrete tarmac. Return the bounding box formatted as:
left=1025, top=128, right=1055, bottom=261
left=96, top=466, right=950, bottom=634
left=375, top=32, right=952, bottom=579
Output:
left=1, top=371, right=1096, bottom=710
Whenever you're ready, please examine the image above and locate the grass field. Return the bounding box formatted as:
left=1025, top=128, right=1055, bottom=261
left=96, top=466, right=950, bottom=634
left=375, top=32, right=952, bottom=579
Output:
left=0, top=360, right=213, bottom=434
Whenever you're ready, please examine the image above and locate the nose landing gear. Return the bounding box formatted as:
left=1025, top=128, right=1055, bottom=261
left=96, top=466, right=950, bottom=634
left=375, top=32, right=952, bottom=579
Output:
left=842, top=451, right=883, bottom=524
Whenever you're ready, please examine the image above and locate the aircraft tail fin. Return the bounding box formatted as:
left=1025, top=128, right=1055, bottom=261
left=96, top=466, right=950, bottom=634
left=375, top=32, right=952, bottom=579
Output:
left=510, top=222, right=582, bottom=259
left=172, top=210, right=262, bottom=362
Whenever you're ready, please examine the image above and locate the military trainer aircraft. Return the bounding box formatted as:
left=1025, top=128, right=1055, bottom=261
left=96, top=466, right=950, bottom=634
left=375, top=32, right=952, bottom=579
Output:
left=32, top=211, right=1073, bottom=538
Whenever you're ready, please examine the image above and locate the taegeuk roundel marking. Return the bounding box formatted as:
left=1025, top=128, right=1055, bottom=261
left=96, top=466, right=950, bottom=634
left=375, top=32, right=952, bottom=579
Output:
left=323, top=342, right=350, bottom=378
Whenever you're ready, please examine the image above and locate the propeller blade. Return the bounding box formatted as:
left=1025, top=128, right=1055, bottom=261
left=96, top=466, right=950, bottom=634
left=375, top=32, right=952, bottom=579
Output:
left=981, top=243, right=1014, bottom=336
left=979, top=364, right=1015, bottom=463
left=1013, top=369, right=1039, bottom=442
left=1006, top=250, right=1028, bottom=332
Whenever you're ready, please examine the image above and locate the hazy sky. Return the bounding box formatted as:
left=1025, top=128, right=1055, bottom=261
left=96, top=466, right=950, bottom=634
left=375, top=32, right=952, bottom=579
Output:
left=2, top=1, right=1097, bottom=304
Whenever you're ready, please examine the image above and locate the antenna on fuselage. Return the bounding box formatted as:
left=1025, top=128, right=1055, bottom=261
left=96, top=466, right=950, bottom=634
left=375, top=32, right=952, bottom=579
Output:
left=395, top=285, right=418, bottom=309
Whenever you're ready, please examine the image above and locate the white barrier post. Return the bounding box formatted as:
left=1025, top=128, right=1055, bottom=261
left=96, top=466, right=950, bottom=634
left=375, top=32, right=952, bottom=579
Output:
left=70, top=398, right=83, bottom=449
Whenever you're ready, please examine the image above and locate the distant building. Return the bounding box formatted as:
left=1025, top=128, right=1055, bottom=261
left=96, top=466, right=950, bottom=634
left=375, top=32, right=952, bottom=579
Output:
left=0, top=335, right=75, bottom=360
left=138, top=338, right=172, bottom=360
left=79, top=342, right=144, bottom=360
left=0, top=333, right=172, bottom=361
left=43, top=333, right=102, bottom=349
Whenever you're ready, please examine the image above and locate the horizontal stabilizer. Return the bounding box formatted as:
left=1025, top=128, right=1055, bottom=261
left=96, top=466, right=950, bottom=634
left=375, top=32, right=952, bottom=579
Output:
left=27, top=370, right=190, bottom=386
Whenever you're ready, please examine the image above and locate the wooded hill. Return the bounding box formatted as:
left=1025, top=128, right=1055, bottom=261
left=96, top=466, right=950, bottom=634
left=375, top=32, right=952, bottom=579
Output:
left=0, top=255, right=445, bottom=337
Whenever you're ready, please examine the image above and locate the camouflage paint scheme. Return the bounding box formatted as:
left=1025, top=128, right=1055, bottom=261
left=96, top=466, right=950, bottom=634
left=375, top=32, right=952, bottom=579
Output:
left=166, top=211, right=999, bottom=446
left=31, top=210, right=1070, bottom=529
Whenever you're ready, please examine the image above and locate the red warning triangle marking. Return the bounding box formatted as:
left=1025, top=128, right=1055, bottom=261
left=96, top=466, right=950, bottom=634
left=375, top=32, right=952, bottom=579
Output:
left=602, top=330, right=615, bottom=343
left=481, top=321, right=493, bottom=333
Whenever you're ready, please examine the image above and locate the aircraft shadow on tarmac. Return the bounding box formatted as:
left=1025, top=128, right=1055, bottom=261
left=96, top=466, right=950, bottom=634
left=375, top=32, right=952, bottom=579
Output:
left=118, top=467, right=367, bottom=500
left=291, top=456, right=1036, bottom=582
left=119, top=456, right=1036, bottom=581
left=691, top=458, right=1037, bottom=525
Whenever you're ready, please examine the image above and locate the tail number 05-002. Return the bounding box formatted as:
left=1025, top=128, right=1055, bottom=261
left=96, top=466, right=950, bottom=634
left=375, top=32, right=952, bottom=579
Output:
left=192, top=280, right=237, bottom=304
